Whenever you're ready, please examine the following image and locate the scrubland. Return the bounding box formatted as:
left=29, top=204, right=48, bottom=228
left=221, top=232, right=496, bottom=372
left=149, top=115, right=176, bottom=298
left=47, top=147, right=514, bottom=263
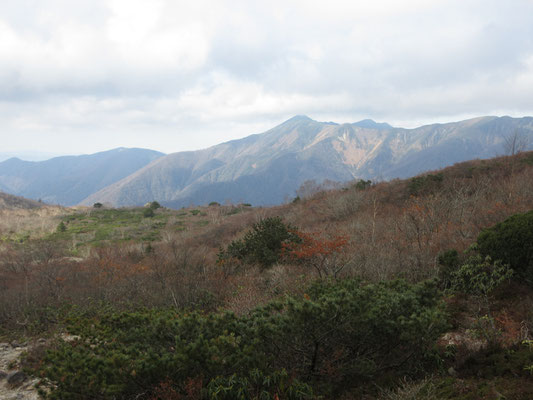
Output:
left=2, top=152, right=533, bottom=399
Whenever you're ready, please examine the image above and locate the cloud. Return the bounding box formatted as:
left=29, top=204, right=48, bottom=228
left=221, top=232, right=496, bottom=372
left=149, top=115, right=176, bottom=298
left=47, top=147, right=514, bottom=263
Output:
left=0, top=0, right=532, bottom=155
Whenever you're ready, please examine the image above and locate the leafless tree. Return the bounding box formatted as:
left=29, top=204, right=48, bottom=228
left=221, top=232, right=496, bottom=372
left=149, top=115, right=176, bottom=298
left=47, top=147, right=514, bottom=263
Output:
left=503, top=129, right=531, bottom=156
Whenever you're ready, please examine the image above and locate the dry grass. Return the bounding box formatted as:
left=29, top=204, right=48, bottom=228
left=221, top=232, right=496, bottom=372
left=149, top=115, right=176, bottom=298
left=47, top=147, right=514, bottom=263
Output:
left=0, top=206, right=70, bottom=241
left=376, top=378, right=439, bottom=400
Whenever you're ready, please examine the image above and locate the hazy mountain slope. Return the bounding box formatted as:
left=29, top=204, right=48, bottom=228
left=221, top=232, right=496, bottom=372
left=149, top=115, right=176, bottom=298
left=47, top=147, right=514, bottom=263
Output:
left=82, top=116, right=533, bottom=208
left=375, top=116, right=531, bottom=178
left=0, top=191, right=43, bottom=210
left=0, top=148, right=164, bottom=205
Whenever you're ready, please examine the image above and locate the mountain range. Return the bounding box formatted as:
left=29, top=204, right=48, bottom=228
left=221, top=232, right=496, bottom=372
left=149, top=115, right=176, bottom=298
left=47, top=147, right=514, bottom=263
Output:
left=0, top=148, right=164, bottom=206
left=1, top=115, right=532, bottom=208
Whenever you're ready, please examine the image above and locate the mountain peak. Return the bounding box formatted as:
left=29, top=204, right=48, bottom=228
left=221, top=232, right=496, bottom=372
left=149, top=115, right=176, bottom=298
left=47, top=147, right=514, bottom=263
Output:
left=285, top=115, right=313, bottom=123
left=2, top=157, right=23, bottom=164
left=353, top=119, right=392, bottom=129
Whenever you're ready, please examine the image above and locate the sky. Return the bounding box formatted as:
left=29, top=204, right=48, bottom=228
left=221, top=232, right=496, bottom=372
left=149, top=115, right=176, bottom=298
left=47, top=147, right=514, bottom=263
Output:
left=1, top=0, right=533, bottom=159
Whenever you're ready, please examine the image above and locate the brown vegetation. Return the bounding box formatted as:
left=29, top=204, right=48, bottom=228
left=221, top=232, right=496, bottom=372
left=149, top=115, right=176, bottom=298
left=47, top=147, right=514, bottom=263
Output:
left=2, top=152, right=533, bottom=337
left=1, top=152, right=533, bottom=398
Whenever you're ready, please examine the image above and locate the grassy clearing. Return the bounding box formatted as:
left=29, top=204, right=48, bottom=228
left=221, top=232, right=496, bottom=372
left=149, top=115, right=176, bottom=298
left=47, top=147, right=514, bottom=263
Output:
left=42, top=204, right=254, bottom=250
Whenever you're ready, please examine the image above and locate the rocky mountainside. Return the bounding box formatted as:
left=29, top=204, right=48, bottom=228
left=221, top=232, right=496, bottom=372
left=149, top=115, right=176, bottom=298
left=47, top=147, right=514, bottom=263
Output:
left=81, top=115, right=533, bottom=208
left=0, top=148, right=164, bottom=206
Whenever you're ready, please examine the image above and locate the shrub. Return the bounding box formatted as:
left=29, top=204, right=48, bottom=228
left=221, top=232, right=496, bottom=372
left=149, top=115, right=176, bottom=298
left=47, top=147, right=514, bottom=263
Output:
left=56, top=221, right=67, bottom=232
left=209, top=201, right=220, bottom=206
left=93, top=202, right=103, bottom=208
left=283, top=231, right=348, bottom=279
left=253, top=279, right=448, bottom=393
left=451, top=254, right=513, bottom=297
left=437, top=249, right=461, bottom=289
left=36, top=309, right=258, bottom=400
left=450, top=254, right=513, bottom=345
left=378, top=378, right=438, bottom=400
left=143, top=207, right=155, bottom=218
left=149, top=201, right=161, bottom=210
left=408, top=173, right=443, bottom=196
left=207, top=369, right=313, bottom=400
left=34, top=279, right=447, bottom=399
left=477, top=210, right=533, bottom=284
left=217, top=217, right=300, bottom=269
left=354, top=179, right=372, bottom=190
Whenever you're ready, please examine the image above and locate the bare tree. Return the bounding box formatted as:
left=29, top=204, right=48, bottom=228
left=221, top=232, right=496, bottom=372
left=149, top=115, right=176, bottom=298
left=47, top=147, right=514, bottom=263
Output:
left=503, top=129, right=531, bottom=156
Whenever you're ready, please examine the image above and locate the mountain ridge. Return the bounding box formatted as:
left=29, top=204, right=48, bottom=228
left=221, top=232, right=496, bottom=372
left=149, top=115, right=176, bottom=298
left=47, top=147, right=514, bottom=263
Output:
left=0, top=147, right=165, bottom=206
left=81, top=115, right=533, bottom=208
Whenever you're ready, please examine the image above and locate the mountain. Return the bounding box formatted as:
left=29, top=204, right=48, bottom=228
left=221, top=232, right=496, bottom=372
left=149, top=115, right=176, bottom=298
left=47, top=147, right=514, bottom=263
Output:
left=81, top=115, right=533, bottom=208
left=0, top=151, right=66, bottom=162
left=0, top=148, right=164, bottom=206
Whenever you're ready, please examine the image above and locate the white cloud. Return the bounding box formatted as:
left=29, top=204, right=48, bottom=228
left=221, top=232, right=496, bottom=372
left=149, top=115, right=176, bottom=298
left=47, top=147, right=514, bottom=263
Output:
left=0, top=0, right=532, bottom=155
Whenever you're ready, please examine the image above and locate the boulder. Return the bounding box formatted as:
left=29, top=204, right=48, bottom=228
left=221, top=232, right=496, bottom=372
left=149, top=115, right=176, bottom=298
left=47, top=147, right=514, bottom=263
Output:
left=7, top=371, right=27, bottom=387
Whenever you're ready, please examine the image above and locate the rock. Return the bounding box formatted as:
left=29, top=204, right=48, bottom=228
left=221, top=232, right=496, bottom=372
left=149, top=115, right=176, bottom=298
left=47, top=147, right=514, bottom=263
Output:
left=10, top=341, right=21, bottom=348
left=448, top=367, right=457, bottom=376
left=0, top=370, right=7, bottom=379
left=7, top=371, right=27, bottom=387
left=37, top=338, right=47, bottom=344
left=6, top=395, right=24, bottom=400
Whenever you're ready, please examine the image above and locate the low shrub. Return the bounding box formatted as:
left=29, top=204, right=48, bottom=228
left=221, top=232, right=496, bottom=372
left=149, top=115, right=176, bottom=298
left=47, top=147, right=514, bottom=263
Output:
left=477, top=210, right=533, bottom=285
left=34, top=278, right=448, bottom=399
left=143, top=207, right=155, bottom=218
left=451, top=255, right=513, bottom=298
left=217, top=217, right=300, bottom=269
left=408, top=173, right=444, bottom=196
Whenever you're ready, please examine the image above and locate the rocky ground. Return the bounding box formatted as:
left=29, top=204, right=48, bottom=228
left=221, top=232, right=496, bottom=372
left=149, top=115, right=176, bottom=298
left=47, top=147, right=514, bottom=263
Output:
left=0, top=341, right=40, bottom=400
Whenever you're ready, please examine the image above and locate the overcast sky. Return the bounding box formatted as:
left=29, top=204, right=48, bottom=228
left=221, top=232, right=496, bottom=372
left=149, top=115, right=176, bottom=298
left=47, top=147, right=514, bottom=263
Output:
left=1, top=0, right=533, bottom=158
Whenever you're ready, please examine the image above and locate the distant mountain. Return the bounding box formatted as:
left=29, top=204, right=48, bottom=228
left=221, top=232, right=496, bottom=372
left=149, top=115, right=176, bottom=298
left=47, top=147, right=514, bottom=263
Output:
left=0, top=151, right=67, bottom=162
left=0, top=148, right=164, bottom=206
left=81, top=115, right=533, bottom=208
left=353, top=119, right=393, bottom=129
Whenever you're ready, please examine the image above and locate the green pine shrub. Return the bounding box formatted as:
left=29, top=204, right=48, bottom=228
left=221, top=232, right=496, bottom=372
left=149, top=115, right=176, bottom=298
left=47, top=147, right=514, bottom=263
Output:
left=253, top=278, right=448, bottom=395
left=477, top=210, right=533, bottom=284
left=149, top=201, right=161, bottom=210
left=217, top=217, right=301, bottom=269
left=56, top=221, right=67, bottom=232
left=408, top=173, right=444, bottom=196
left=34, top=279, right=447, bottom=399
left=354, top=179, right=372, bottom=190
left=143, top=207, right=155, bottom=218
left=207, top=369, right=313, bottom=400
left=437, top=249, right=461, bottom=289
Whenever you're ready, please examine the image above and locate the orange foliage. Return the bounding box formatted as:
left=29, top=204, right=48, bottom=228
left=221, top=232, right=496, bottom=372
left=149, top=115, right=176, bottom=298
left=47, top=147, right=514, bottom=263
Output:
left=283, top=231, right=348, bottom=278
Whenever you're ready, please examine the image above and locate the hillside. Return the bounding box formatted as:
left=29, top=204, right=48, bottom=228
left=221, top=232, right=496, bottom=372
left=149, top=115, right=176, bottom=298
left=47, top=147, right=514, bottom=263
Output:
left=0, top=191, right=43, bottom=210
left=0, top=147, right=164, bottom=206
left=2, top=151, right=533, bottom=399
left=82, top=115, right=533, bottom=208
